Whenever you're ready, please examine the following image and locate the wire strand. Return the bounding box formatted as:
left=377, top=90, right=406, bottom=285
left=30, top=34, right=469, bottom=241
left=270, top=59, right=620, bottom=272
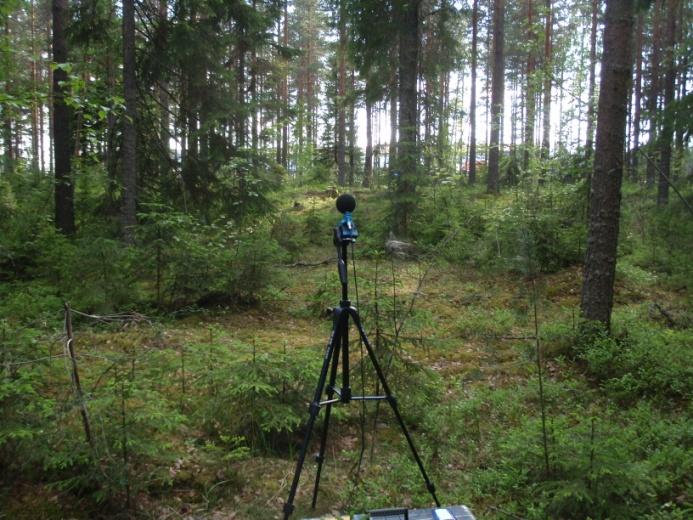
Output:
left=3, top=353, right=67, bottom=367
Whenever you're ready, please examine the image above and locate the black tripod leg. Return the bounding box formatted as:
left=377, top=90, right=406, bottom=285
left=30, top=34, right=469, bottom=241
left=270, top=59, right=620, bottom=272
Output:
left=349, top=309, right=441, bottom=507
left=283, top=315, right=342, bottom=519
left=311, top=312, right=347, bottom=508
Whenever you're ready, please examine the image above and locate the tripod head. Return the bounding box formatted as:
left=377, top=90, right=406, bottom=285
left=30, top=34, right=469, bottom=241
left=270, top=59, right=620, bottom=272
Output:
left=334, top=194, right=358, bottom=245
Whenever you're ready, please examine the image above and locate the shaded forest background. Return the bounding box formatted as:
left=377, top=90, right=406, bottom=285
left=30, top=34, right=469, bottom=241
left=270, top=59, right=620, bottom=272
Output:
left=0, top=0, right=691, bottom=518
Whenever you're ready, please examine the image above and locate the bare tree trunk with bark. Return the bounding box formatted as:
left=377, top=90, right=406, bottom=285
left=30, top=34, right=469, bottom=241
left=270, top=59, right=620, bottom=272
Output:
left=363, top=95, right=373, bottom=187
left=657, top=0, right=679, bottom=206
left=585, top=0, right=598, bottom=160
left=487, top=0, right=505, bottom=194
left=336, top=0, right=347, bottom=186
left=646, top=0, right=663, bottom=188
left=541, top=0, right=552, bottom=158
left=630, top=12, right=644, bottom=179
left=523, top=0, right=536, bottom=171
left=52, top=0, right=75, bottom=234
left=388, top=59, right=398, bottom=170
left=394, top=0, right=421, bottom=234
left=469, top=0, right=479, bottom=184
left=581, top=0, right=636, bottom=330
left=121, top=0, right=138, bottom=243
left=281, top=1, right=289, bottom=168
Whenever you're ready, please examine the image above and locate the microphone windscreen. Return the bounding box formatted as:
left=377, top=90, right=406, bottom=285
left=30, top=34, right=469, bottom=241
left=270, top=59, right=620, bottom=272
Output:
left=336, top=193, right=356, bottom=214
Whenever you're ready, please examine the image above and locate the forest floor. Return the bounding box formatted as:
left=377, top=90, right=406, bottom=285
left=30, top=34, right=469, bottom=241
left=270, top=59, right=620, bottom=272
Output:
left=2, top=187, right=691, bottom=519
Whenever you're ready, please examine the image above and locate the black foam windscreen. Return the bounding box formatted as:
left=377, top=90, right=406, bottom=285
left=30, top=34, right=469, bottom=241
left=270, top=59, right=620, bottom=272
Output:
left=336, top=193, right=356, bottom=214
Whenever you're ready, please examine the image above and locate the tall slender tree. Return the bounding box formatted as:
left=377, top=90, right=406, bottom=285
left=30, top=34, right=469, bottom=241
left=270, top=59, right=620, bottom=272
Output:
left=363, top=84, right=373, bottom=187
left=388, top=55, right=397, bottom=170
left=52, top=0, right=75, bottom=234
left=281, top=0, right=289, bottom=168
left=487, top=0, right=504, bottom=194
left=468, top=0, right=479, bottom=184
left=121, top=0, right=137, bottom=242
left=336, top=0, right=347, bottom=186
left=29, top=0, right=39, bottom=172
left=581, top=0, right=636, bottom=329
left=523, top=0, right=536, bottom=170
left=585, top=0, right=598, bottom=160
left=645, top=0, right=662, bottom=187
left=541, top=0, right=552, bottom=158
left=2, top=16, right=14, bottom=174
left=657, top=0, right=679, bottom=206
left=630, top=12, right=644, bottom=178
left=393, top=0, right=421, bottom=233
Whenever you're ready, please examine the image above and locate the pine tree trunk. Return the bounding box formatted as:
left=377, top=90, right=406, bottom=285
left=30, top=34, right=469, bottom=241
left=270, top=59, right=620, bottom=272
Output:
left=437, top=71, right=449, bottom=169
left=580, top=0, right=636, bottom=330
left=2, top=102, right=12, bottom=173
left=2, top=17, right=14, bottom=173
left=237, top=44, right=246, bottom=148
left=251, top=0, right=258, bottom=161
left=657, top=0, right=678, bottom=206
left=541, top=0, right=552, bottom=158
left=487, top=0, right=505, bottom=194
left=646, top=0, right=662, bottom=188
left=423, top=75, right=432, bottom=173
left=585, top=0, right=598, bottom=160
left=557, top=67, right=565, bottom=150
left=630, top=12, right=644, bottom=179
left=510, top=77, right=518, bottom=159
left=363, top=95, right=373, bottom=187
left=39, top=73, right=45, bottom=172
left=336, top=0, right=347, bottom=186
left=388, top=65, right=398, bottom=170
left=30, top=1, right=39, bottom=171
left=485, top=20, right=491, bottom=160
left=523, top=0, right=536, bottom=171
left=469, top=0, right=478, bottom=184
left=394, top=0, right=421, bottom=234
left=673, top=1, right=686, bottom=176
left=121, top=0, right=138, bottom=243
left=158, top=0, right=170, bottom=169
left=52, top=0, right=75, bottom=234
left=105, top=49, right=118, bottom=208
left=348, top=69, right=356, bottom=186
left=275, top=15, right=282, bottom=166
left=275, top=10, right=281, bottom=166
left=281, top=1, right=288, bottom=168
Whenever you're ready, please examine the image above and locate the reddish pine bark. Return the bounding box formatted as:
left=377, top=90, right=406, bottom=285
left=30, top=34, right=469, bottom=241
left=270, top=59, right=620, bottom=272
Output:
left=580, top=0, right=636, bottom=329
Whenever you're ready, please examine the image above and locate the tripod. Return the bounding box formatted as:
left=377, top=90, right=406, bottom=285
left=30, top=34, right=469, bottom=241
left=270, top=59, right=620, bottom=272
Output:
left=283, top=195, right=440, bottom=519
